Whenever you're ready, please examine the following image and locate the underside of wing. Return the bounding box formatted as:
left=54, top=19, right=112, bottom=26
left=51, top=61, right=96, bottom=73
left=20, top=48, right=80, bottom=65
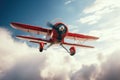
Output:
left=62, top=42, right=94, bottom=48
left=16, top=35, right=51, bottom=43
left=66, top=32, right=99, bottom=41
left=10, top=22, right=52, bottom=35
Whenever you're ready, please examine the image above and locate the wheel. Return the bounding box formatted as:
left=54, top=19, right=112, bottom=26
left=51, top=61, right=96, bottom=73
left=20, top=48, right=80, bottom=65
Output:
left=70, top=52, right=75, bottom=56
left=39, top=48, right=43, bottom=52
left=69, top=46, right=76, bottom=56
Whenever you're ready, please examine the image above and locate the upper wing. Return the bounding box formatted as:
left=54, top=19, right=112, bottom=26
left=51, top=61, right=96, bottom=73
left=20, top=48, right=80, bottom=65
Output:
left=16, top=35, right=51, bottom=43
left=10, top=22, right=52, bottom=35
left=62, top=42, right=94, bottom=48
left=66, top=32, right=99, bottom=41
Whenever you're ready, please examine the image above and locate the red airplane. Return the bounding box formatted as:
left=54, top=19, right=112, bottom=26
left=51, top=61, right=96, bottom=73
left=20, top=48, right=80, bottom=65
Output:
left=10, top=22, right=99, bottom=56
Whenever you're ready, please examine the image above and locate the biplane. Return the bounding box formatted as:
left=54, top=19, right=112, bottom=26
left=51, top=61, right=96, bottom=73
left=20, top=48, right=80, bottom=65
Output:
left=10, top=22, right=99, bottom=56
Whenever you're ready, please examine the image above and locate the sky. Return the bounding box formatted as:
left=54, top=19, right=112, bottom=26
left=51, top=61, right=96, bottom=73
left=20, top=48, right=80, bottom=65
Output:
left=0, top=0, right=120, bottom=80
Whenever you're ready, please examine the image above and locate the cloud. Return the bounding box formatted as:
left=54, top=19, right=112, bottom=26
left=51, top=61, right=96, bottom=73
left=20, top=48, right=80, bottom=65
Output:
left=67, top=24, right=79, bottom=33
left=70, top=50, right=120, bottom=80
left=95, top=51, right=120, bottom=80
left=78, top=0, right=120, bottom=25
left=0, top=28, right=79, bottom=80
left=71, top=64, right=97, bottom=80
left=65, top=0, right=75, bottom=5
left=0, top=28, right=42, bottom=80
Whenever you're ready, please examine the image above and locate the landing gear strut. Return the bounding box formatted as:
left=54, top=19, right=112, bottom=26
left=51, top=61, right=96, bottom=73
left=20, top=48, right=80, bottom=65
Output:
left=60, top=44, right=76, bottom=56
left=39, top=42, right=53, bottom=52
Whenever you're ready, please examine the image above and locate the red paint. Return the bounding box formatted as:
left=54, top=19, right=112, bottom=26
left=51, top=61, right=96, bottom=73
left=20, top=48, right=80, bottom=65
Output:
left=11, top=22, right=52, bottom=34
left=63, top=42, right=94, bottom=48
left=51, top=29, right=58, bottom=42
left=69, top=46, right=76, bottom=55
left=39, top=42, right=44, bottom=49
left=67, top=32, right=99, bottom=40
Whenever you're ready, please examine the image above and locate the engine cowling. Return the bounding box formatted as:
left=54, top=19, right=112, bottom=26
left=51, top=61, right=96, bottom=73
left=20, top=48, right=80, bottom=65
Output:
left=39, top=42, right=45, bottom=52
left=69, top=46, right=76, bottom=56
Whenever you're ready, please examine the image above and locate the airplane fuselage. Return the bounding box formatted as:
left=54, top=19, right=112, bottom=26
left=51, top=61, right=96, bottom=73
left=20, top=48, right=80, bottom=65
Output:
left=50, top=22, right=68, bottom=44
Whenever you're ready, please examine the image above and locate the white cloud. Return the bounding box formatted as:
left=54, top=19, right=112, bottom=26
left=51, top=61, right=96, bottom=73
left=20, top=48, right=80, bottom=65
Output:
left=71, top=51, right=120, bottom=80
left=78, top=0, right=120, bottom=25
left=0, top=28, right=38, bottom=78
left=84, top=0, right=120, bottom=14
left=0, top=28, right=80, bottom=80
left=65, top=0, right=75, bottom=5
left=78, top=14, right=101, bottom=25
left=67, top=24, right=79, bottom=33
left=81, top=0, right=120, bottom=59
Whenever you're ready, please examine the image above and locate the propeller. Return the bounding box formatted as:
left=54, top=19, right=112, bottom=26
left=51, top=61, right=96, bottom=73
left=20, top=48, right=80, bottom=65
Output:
left=47, top=22, right=55, bottom=28
left=47, top=18, right=62, bottom=28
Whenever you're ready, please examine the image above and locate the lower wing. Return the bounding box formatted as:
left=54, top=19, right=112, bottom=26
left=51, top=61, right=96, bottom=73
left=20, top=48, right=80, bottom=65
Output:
left=16, top=35, right=51, bottom=43
left=62, top=42, right=94, bottom=48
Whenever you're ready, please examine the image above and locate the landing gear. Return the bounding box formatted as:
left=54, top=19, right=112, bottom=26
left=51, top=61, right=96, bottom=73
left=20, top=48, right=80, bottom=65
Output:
left=60, top=44, right=76, bottom=56
left=39, top=48, right=43, bottom=52
left=39, top=42, right=53, bottom=52
left=39, top=42, right=44, bottom=52
left=69, top=46, right=76, bottom=56
left=44, top=43, right=53, bottom=50
left=70, top=52, right=75, bottom=56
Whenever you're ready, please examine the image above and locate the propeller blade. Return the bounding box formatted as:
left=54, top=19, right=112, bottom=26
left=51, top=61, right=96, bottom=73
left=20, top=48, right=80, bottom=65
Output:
left=47, top=22, right=54, bottom=28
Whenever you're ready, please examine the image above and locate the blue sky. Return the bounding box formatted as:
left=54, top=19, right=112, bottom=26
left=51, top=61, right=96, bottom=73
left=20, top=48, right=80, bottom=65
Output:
left=0, top=0, right=94, bottom=34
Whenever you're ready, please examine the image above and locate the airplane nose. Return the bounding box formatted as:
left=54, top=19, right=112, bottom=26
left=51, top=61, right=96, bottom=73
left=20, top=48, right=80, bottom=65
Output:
left=59, top=26, right=65, bottom=31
